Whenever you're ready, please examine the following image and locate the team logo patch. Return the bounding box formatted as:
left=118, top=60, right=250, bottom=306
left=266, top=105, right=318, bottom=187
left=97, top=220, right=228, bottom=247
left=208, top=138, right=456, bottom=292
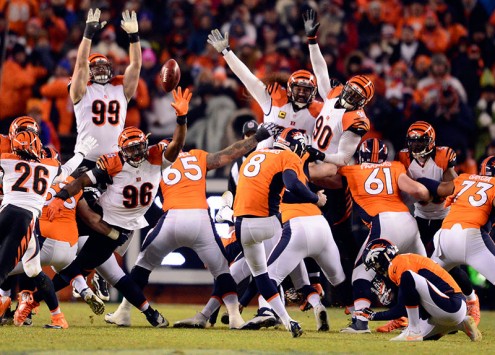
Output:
left=136, top=177, right=141, bottom=182
left=278, top=111, right=286, bottom=119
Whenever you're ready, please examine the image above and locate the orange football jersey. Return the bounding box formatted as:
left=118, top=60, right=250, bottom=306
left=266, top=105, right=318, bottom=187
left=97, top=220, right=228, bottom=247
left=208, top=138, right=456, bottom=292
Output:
left=388, top=253, right=461, bottom=294
left=39, top=176, right=83, bottom=246
left=234, top=148, right=305, bottom=217
left=442, top=174, right=495, bottom=229
left=339, top=161, right=409, bottom=221
left=280, top=153, right=321, bottom=223
left=160, top=149, right=209, bottom=211
left=0, top=134, right=10, bottom=153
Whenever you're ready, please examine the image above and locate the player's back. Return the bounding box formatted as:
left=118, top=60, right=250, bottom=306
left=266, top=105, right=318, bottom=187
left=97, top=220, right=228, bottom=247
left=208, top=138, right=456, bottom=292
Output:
left=40, top=176, right=83, bottom=246
left=234, top=148, right=303, bottom=217
left=339, top=161, right=409, bottom=221
left=442, top=173, right=495, bottom=229
left=73, top=76, right=127, bottom=161
left=160, top=149, right=209, bottom=211
left=0, top=153, right=61, bottom=216
left=312, top=85, right=370, bottom=154
left=388, top=253, right=461, bottom=294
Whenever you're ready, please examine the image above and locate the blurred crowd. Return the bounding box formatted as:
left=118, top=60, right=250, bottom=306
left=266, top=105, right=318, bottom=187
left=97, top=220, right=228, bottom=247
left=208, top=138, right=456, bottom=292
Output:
left=1, top=0, right=495, bottom=175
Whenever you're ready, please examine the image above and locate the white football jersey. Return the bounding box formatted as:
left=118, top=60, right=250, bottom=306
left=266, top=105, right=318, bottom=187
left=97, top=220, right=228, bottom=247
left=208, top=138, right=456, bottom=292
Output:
left=88, top=142, right=170, bottom=230
left=73, top=76, right=127, bottom=161
left=312, top=86, right=370, bottom=154
left=0, top=153, right=61, bottom=217
left=257, top=83, right=322, bottom=149
left=397, top=147, right=457, bottom=220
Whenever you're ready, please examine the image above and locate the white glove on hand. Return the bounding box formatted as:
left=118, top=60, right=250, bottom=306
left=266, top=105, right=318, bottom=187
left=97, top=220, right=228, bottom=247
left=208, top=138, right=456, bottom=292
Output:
left=216, top=206, right=234, bottom=223
left=75, top=136, right=99, bottom=157
left=207, top=29, right=230, bottom=53
left=121, top=10, right=138, bottom=34
left=84, top=8, right=107, bottom=39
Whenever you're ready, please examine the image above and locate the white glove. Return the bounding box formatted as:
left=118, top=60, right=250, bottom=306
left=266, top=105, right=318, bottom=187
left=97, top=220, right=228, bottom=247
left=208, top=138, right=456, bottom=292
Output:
left=207, top=29, right=230, bottom=53
left=75, top=136, right=99, bottom=157
left=84, top=8, right=107, bottom=39
left=216, top=206, right=234, bottom=223
left=121, top=10, right=138, bottom=34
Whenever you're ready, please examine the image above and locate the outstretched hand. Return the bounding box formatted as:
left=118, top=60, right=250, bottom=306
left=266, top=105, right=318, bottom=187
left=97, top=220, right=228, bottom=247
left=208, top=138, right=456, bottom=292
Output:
left=171, top=87, right=193, bottom=116
left=207, top=29, right=230, bottom=53
left=302, top=9, right=320, bottom=38
left=121, top=9, right=138, bottom=34
left=84, top=8, right=107, bottom=39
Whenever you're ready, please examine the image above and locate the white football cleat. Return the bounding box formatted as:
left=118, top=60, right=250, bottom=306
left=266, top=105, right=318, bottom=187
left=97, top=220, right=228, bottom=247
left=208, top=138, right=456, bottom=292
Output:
left=314, top=304, right=329, bottom=331
left=81, top=288, right=105, bottom=315
left=105, top=302, right=131, bottom=327
left=173, top=312, right=207, bottom=328
left=390, top=327, right=423, bottom=342
left=221, top=191, right=234, bottom=208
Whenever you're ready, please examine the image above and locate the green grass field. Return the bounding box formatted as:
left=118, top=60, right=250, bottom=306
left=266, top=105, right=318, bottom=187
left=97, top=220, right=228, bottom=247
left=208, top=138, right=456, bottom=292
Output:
left=1, top=303, right=493, bottom=354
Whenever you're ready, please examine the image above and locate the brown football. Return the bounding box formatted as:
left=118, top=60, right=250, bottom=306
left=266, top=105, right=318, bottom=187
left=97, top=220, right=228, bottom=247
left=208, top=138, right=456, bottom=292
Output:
left=160, top=59, right=181, bottom=92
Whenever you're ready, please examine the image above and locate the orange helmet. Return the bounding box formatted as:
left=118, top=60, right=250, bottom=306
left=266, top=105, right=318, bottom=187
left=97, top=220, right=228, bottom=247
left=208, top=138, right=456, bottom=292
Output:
left=118, top=127, right=149, bottom=167
left=358, top=138, right=388, bottom=164
left=340, top=75, right=374, bottom=110
left=274, top=128, right=307, bottom=157
left=88, top=53, right=112, bottom=84
left=479, top=155, right=495, bottom=177
left=11, top=131, right=42, bottom=161
left=287, top=70, right=317, bottom=107
left=9, top=116, right=40, bottom=140
left=406, top=121, right=435, bottom=159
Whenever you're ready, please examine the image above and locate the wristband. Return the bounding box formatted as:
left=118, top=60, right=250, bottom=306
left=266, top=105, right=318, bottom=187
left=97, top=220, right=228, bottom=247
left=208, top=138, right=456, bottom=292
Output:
left=177, top=115, right=187, bottom=125
left=221, top=47, right=231, bottom=56
left=416, top=177, right=441, bottom=198
left=107, top=228, right=120, bottom=240
left=128, top=32, right=140, bottom=43
left=307, top=36, right=317, bottom=45
left=55, top=189, right=70, bottom=201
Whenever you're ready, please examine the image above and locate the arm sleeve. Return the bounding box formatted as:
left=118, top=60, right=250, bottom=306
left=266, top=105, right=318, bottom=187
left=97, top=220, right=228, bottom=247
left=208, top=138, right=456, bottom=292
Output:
left=309, top=44, right=331, bottom=97
left=323, top=131, right=362, bottom=166
left=53, top=152, right=84, bottom=184
left=282, top=169, right=318, bottom=204
left=373, top=303, right=407, bottom=321
left=223, top=51, right=272, bottom=114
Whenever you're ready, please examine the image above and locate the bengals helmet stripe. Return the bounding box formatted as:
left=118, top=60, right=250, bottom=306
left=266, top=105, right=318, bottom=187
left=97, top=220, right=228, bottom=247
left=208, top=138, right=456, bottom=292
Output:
left=11, top=131, right=42, bottom=160
left=118, top=127, right=149, bottom=167
left=287, top=70, right=317, bottom=106
left=9, top=116, right=40, bottom=140
left=406, top=121, right=436, bottom=159
left=88, top=53, right=109, bottom=63
left=348, top=75, right=375, bottom=104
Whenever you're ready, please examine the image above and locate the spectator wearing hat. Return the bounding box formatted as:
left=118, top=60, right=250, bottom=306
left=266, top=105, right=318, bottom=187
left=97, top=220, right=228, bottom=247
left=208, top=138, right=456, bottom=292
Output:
left=40, top=58, right=74, bottom=135
left=418, top=10, right=449, bottom=54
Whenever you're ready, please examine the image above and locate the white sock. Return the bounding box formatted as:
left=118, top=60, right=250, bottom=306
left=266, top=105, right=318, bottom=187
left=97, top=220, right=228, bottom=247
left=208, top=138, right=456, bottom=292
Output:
left=50, top=307, right=62, bottom=316
left=307, top=293, right=321, bottom=308
left=354, top=299, right=371, bottom=322
left=466, top=291, right=476, bottom=302
left=406, top=306, right=420, bottom=332
left=266, top=294, right=291, bottom=327
left=201, top=297, right=221, bottom=318
left=258, top=295, right=270, bottom=309
left=119, top=298, right=132, bottom=311
left=140, top=302, right=149, bottom=312
left=72, top=275, right=89, bottom=294
left=223, top=294, right=241, bottom=319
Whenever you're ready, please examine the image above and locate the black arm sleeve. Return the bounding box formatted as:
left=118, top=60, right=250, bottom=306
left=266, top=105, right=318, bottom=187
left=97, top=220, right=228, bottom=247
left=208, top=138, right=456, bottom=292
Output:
left=282, top=169, right=318, bottom=204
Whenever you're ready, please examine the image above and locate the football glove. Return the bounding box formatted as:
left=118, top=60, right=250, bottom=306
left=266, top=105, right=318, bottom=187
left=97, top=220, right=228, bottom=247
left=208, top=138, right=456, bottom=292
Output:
left=354, top=307, right=376, bottom=321
left=302, top=9, right=320, bottom=38
left=371, top=276, right=394, bottom=306
left=171, top=87, right=192, bottom=117
left=306, top=145, right=326, bottom=162
left=84, top=8, right=107, bottom=39
left=215, top=205, right=234, bottom=223
left=121, top=10, right=138, bottom=34
left=207, top=29, right=230, bottom=54
left=75, top=136, right=98, bottom=157
left=254, top=122, right=284, bottom=142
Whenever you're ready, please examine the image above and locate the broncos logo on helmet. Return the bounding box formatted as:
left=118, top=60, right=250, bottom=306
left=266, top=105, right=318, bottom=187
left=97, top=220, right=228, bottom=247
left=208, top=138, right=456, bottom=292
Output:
left=479, top=155, right=495, bottom=177
left=9, top=116, right=40, bottom=140
left=274, top=128, right=307, bottom=157
left=11, top=131, right=42, bottom=161
left=358, top=138, right=388, bottom=164
left=88, top=53, right=112, bottom=84
left=406, top=121, right=436, bottom=160
left=118, top=127, right=149, bottom=167
left=362, top=238, right=399, bottom=275
left=339, top=75, right=374, bottom=110
left=287, top=70, right=317, bottom=108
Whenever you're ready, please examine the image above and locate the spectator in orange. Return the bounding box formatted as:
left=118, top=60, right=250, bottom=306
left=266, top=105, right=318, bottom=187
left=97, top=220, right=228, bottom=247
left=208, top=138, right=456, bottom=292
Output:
left=395, top=0, right=426, bottom=38
left=26, top=98, right=61, bottom=152
left=0, top=0, right=38, bottom=36
left=40, top=59, right=73, bottom=136
left=37, top=2, right=68, bottom=54
left=419, top=11, right=449, bottom=54
left=0, top=43, right=46, bottom=131
left=441, top=12, right=468, bottom=50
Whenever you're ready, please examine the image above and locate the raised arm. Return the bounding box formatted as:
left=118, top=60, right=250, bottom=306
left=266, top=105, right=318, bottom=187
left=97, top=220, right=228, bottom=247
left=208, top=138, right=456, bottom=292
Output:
left=163, top=87, right=191, bottom=164
left=70, top=8, right=106, bottom=104
left=303, top=9, right=331, bottom=97
left=206, top=123, right=282, bottom=171
left=323, top=131, right=362, bottom=166
left=53, top=137, right=98, bottom=184
left=121, top=10, right=142, bottom=101
left=207, top=29, right=272, bottom=114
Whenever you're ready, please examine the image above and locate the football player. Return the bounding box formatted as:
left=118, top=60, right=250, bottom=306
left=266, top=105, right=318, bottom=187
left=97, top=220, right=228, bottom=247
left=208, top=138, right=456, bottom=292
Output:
left=319, top=138, right=428, bottom=333
left=104, top=122, right=280, bottom=328
left=0, top=131, right=64, bottom=328
left=34, top=88, right=191, bottom=328
left=358, top=239, right=481, bottom=342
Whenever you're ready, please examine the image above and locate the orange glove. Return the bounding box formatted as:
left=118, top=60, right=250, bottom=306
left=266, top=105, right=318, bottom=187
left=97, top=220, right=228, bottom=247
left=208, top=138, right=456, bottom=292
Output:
left=47, top=198, right=65, bottom=222
left=171, top=86, right=192, bottom=116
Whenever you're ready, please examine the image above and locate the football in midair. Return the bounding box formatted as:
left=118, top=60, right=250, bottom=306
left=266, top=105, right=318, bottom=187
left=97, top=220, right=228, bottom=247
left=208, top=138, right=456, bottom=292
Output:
left=160, top=59, right=181, bottom=92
